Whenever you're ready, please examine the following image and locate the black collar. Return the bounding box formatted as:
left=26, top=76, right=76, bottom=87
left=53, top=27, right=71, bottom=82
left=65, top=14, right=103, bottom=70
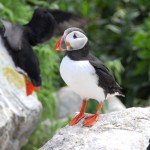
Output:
left=65, top=44, right=90, bottom=61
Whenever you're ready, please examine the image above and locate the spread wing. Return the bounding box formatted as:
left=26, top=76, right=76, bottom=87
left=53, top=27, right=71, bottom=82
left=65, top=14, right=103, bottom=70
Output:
left=48, top=9, right=87, bottom=35
left=24, top=8, right=56, bottom=45
left=1, top=8, right=87, bottom=47
left=88, top=54, right=123, bottom=95
left=0, top=8, right=55, bottom=48
left=25, top=8, right=87, bottom=45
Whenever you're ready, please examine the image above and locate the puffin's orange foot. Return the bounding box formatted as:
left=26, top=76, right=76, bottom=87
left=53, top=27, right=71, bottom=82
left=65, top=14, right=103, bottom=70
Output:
left=23, top=75, right=40, bottom=96
left=69, top=113, right=85, bottom=126
left=26, top=81, right=35, bottom=96
left=84, top=113, right=99, bottom=127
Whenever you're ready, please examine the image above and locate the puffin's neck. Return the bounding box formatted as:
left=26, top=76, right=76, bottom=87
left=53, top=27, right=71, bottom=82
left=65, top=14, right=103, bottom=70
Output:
left=65, top=44, right=89, bottom=61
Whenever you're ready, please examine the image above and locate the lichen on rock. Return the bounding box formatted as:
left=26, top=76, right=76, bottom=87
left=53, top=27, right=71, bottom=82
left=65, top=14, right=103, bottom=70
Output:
left=3, top=66, right=25, bottom=89
left=0, top=37, right=42, bottom=150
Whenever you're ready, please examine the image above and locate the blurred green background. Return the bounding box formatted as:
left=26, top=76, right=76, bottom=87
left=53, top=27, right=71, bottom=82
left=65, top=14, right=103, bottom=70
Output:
left=0, top=0, right=150, bottom=149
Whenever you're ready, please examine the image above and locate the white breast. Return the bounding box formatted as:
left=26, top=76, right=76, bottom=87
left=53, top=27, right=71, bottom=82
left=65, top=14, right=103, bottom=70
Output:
left=60, top=56, right=106, bottom=102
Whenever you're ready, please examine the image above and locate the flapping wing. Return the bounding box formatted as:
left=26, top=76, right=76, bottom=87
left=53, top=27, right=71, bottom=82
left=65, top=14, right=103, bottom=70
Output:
left=25, top=8, right=87, bottom=45
left=1, top=8, right=87, bottom=47
left=24, top=8, right=56, bottom=46
left=48, top=9, right=87, bottom=35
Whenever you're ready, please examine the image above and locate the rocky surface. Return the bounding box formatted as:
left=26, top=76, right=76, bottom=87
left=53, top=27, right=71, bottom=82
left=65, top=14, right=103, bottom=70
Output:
left=55, top=87, right=82, bottom=119
left=104, top=96, right=126, bottom=113
left=55, top=87, right=126, bottom=119
left=0, top=37, right=42, bottom=150
left=40, top=107, right=150, bottom=150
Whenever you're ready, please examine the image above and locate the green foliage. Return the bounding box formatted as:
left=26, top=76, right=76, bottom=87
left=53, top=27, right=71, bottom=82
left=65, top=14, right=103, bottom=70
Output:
left=0, top=0, right=150, bottom=149
left=0, top=0, right=32, bottom=23
left=129, top=18, right=150, bottom=105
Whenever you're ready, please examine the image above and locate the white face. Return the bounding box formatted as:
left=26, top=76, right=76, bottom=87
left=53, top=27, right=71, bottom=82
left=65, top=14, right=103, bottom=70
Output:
left=65, top=31, right=88, bottom=51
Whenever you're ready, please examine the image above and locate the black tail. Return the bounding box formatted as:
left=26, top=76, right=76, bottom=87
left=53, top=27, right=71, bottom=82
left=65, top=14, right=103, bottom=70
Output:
left=117, top=86, right=125, bottom=97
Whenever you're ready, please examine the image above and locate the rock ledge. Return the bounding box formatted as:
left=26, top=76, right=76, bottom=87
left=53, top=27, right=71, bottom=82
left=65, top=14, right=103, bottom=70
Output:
left=40, top=107, right=150, bottom=150
left=0, top=37, right=42, bottom=150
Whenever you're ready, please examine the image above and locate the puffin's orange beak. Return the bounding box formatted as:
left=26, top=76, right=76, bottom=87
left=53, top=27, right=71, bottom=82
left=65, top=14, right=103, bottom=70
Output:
left=55, top=36, right=63, bottom=51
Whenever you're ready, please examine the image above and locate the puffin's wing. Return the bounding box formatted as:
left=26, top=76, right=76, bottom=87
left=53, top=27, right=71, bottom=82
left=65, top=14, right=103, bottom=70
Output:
left=0, top=18, right=23, bottom=51
left=89, top=54, right=123, bottom=95
left=48, top=9, right=87, bottom=35
left=25, top=8, right=87, bottom=45
left=24, top=8, right=56, bottom=46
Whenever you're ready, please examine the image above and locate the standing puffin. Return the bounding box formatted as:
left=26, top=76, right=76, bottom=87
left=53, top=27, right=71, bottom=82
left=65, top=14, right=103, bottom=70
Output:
left=0, top=8, right=86, bottom=96
left=55, top=27, right=124, bottom=127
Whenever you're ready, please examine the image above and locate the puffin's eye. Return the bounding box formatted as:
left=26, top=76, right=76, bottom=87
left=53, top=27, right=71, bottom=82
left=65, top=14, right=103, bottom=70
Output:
left=73, top=33, right=77, bottom=39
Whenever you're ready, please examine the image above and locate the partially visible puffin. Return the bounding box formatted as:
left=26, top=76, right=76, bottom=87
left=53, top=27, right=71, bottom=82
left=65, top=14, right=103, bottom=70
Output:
left=0, top=8, right=86, bottom=96
left=55, top=27, right=124, bottom=126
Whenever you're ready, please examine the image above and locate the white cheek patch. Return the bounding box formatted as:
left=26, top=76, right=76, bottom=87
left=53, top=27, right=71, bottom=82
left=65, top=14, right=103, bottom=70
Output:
left=71, top=37, right=88, bottom=49
left=65, top=31, right=88, bottom=50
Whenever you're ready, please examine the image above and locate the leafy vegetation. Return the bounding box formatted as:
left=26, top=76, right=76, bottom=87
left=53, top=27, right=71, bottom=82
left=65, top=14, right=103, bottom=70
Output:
left=0, top=0, right=150, bottom=149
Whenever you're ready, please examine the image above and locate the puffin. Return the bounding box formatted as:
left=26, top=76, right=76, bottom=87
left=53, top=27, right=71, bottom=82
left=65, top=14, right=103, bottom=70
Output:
left=0, top=8, right=86, bottom=96
left=55, top=27, right=124, bottom=127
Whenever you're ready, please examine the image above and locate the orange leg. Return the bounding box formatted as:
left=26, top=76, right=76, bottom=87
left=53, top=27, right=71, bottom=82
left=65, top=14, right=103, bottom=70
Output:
left=23, top=75, right=35, bottom=96
left=84, top=103, right=102, bottom=127
left=18, top=72, right=40, bottom=96
left=69, top=99, right=87, bottom=126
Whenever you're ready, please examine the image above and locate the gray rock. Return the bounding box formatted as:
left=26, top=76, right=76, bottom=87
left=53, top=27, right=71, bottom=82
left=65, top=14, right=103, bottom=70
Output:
left=0, top=37, right=42, bottom=150
left=55, top=87, right=82, bottom=119
left=104, top=96, right=126, bottom=113
left=55, top=87, right=125, bottom=119
left=40, top=107, right=150, bottom=150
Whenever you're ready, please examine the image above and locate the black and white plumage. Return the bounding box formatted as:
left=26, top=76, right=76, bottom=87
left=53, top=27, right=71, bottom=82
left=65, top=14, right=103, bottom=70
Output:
left=57, top=27, right=124, bottom=102
left=0, top=8, right=86, bottom=95
left=55, top=27, right=124, bottom=126
left=0, top=18, right=41, bottom=88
